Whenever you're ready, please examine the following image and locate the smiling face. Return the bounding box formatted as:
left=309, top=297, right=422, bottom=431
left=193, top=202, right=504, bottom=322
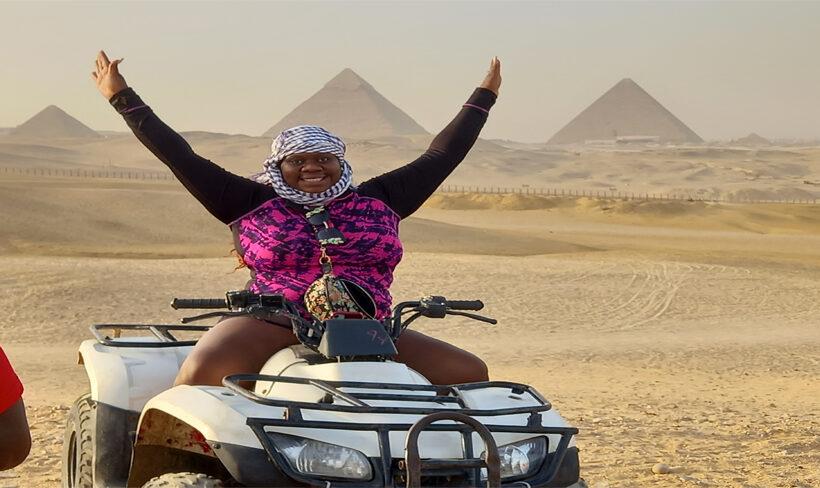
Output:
left=279, top=152, right=342, bottom=193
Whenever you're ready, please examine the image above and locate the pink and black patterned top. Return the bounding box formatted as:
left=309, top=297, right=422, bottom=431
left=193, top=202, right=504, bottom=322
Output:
left=232, top=193, right=402, bottom=318
left=112, top=87, right=496, bottom=318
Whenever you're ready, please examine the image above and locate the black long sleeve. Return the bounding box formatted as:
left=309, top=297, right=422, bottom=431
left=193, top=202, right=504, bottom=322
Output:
left=110, top=88, right=275, bottom=224
left=357, top=88, right=496, bottom=218
left=111, top=87, right=495, bottom=223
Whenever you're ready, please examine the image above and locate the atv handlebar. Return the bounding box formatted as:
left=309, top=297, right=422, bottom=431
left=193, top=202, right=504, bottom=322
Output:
left=171, top=298, right=229, bottom=310
left=444, top=300, right=484, bottom=311
left=171, top=292, right=496, bottom=345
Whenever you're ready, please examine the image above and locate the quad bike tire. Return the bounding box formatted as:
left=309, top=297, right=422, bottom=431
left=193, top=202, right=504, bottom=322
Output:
left=61, top=393, right=94, bottom=488
left=141, top=472, right=225, bottom=488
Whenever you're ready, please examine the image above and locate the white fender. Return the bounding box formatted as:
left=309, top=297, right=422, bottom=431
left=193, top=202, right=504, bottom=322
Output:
left=137, top=386, right=273, bottom=449
left=78, top=339, right=192, bottom=411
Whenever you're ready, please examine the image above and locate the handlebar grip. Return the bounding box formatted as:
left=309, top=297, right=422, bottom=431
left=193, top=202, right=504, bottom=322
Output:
left=446, top=300, right=484, bottom=311
left=171, top=298, right=228, bottom=310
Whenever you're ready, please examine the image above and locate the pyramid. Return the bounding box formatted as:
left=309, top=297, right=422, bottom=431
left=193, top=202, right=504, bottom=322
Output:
left=263, top=68, right=428, bottom=140
left=733, top=133, right=771, bottom=146
left=10, top=105, right=100, bottom=139
left=548, top=79, right=702, bottom=144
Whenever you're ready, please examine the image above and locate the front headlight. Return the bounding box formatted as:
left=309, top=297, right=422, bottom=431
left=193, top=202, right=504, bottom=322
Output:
left=268, top=433, right=373, bottom=481
left=481, top=436, right=547, bottom=480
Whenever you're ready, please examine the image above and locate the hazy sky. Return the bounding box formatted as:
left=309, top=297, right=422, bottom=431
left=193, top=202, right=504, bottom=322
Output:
left=1, top=1, right=819, bottom=142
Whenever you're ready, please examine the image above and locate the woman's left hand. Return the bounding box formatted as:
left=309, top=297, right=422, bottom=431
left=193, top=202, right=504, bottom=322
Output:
left=479, top=57, right=501, bottom=96
left=91, top=50, right=127, bottom=100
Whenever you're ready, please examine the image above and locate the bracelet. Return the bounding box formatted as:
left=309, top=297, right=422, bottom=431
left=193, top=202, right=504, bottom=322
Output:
left=462, top=103, right=489, bottom=114
left=119, top=104, right=149, bottom=115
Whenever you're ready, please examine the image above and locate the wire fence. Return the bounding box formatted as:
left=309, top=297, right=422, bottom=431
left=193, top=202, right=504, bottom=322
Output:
left=438, top=184, right=819, bottom=205
left=2, top=166, right=817, bottom=205
left=1, top=166, right=175, bottom=181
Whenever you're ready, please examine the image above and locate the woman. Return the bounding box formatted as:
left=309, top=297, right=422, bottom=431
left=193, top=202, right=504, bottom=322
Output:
left=92, top=51, right=501, bottom=386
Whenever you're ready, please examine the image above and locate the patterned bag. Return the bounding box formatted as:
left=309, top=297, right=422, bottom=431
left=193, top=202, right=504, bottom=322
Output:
left=304, top=273, right=376, bottom=321
left=301, top=205, right=376, bottom=321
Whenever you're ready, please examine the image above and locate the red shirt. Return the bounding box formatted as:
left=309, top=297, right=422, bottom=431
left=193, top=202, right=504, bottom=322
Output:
left=0, top=346, right=23, bottom=413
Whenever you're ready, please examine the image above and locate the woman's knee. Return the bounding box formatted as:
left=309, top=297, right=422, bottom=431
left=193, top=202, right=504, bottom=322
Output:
left=469, top=354, right=490, bottom=382
left=450, top=350, right=489, bottom=383
left=174, top=355, right=208, bottom=386
left=397, top=331, right=489, bottom=384
left=175, top=348, right=231, bottom=386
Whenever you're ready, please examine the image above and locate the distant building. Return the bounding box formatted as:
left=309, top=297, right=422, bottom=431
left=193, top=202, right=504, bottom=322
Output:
left=616, top=135, right=660, bottom=144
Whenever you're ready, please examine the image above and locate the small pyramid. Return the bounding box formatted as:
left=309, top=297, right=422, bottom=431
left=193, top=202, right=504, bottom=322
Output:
left=10, top=105, right=100, bottom=139
left=548, top=79, right=702, bottom=144
left=733, top=132, right=771, bottom=146
left=263, top=68, right=428, bottom=140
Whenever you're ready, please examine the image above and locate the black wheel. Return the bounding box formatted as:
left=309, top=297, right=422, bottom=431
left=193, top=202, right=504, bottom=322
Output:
left=61, top=393, right=94, bottom=488
left=141, top=472, right=224, bottom=487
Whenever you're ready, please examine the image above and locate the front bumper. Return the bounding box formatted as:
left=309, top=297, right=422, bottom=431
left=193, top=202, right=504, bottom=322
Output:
left=213, top=441, right=581, bottom=487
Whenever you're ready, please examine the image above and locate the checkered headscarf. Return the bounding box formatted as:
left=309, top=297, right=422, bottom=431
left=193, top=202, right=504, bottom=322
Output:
left=254, top=125, right=353, bottom=206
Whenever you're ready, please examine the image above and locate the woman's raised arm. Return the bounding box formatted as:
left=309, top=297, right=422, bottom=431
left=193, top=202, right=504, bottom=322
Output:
left=357, top=58, right=501, bottom=219
left=91, top=51, right=274, bottom=224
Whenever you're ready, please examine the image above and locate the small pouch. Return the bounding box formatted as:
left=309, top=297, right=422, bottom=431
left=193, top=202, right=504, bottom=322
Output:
left=300, top=204, right=376, bottom=321
left=304, top=274, right=377, bottom=321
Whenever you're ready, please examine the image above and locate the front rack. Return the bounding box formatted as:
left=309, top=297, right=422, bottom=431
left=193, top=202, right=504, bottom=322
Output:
left=224, top=375, right=553, bottom=417
left=228, top=375, right=579, bottom=487
left=91, top=323, right=213, bottom=348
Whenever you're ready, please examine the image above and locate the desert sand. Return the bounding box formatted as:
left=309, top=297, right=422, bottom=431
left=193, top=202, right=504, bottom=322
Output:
left=0, top=174, right=818, bottom=487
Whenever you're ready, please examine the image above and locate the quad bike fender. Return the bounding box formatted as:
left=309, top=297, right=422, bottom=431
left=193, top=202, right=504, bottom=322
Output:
left=136, top=385, right=275, bottom=450
left=468, top=409, right=577, bottom=453
left=458, top=386, right=577, bottom=451
left=128, top=387, right=296, bottom=487
left=78, top=339, right=192, bottom=411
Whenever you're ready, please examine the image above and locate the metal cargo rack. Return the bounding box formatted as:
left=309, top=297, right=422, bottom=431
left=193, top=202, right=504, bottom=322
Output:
left=90, top=323, right=213, bottom=348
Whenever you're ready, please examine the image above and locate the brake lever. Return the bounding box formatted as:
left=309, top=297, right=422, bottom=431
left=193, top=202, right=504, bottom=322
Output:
left=180, top=310, right=244, bottom=324
left=446, top=310, right=498, bottom=325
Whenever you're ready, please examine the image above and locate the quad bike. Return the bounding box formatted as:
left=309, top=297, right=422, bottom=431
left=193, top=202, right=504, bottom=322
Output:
left=62, top=291, right=583, bottom=487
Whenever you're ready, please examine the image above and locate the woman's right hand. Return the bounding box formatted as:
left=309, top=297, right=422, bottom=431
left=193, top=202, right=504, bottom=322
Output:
left=479, top=57, right=501, bottom=96
left=91, top=50, right=127, bottom=100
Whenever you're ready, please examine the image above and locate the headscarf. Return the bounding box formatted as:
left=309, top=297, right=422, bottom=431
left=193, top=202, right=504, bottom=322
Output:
left=254, top=125, right=353, bottom=206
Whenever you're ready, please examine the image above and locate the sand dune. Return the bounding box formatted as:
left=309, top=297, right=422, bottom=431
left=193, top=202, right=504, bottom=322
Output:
left=0, top=176, right=586, bottom=258
left=425, top=193, right=820, bottom=236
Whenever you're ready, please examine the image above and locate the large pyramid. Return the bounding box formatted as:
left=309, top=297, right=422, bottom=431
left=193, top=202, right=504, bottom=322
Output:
left=10, top=105, right=100, bottom=139
left=548, top=79, right=702, bottom=144
left=263, top=68, right=428, bottom=140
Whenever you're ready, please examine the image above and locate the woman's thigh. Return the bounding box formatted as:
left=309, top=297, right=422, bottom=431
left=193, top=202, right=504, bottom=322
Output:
left=395, top=330, right=488, bottom=385
left=175, top=316, right=299, bottom=386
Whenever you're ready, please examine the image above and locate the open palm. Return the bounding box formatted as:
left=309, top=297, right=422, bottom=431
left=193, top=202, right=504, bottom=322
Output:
left=480, top=57, right=502, bottom=96
left=91, top=50, right=127, bottom=100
